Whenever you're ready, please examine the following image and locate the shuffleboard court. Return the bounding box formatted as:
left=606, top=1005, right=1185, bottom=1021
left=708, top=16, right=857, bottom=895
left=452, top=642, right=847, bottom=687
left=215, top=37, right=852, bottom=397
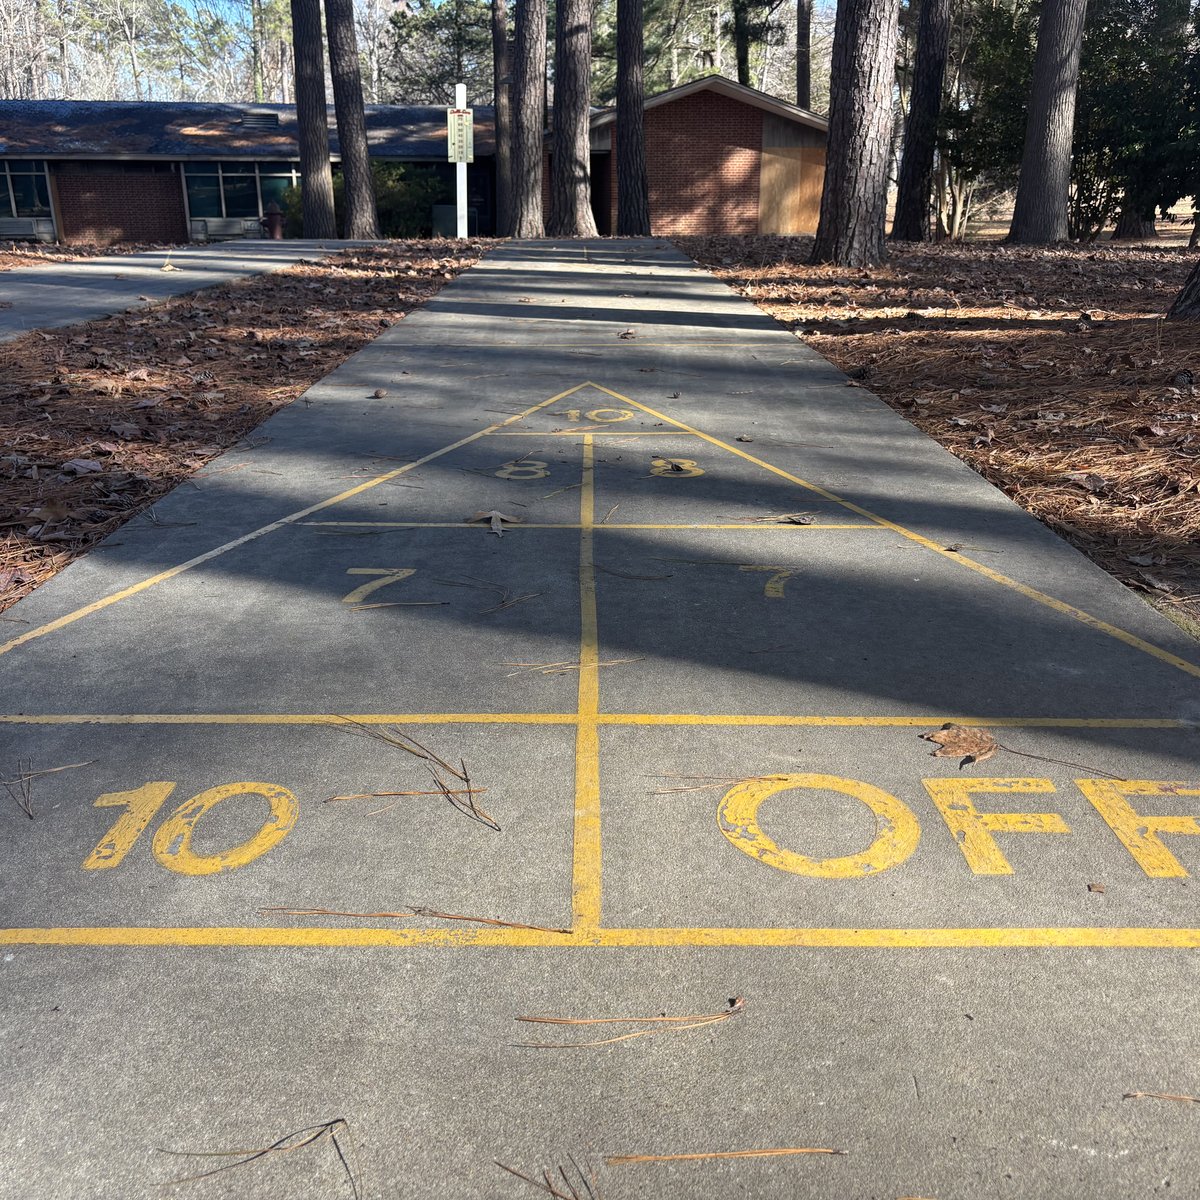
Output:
left=2, top=240, right=1200, bottom=1198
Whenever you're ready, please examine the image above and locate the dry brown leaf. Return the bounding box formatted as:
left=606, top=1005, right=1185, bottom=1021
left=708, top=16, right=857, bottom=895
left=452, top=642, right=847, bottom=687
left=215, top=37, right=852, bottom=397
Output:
left=919, top=722, right=999, bottom=768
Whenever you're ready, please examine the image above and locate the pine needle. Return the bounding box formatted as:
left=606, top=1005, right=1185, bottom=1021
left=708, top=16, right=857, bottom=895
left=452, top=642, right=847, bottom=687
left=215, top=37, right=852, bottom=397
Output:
left=605, top=1147, right=846, bottom=1165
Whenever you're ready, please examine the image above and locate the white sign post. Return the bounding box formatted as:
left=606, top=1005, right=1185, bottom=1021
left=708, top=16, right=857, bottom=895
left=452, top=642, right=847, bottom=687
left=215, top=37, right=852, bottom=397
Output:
left=447, top=83, right=474, bottom=239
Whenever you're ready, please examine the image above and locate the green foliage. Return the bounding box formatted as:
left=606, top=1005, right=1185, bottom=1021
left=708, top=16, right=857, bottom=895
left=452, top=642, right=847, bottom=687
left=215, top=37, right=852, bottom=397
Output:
left=385, top=0, right=494, bottom=105
left=1070, top=0, right=1193, bottom=238
left=281, top=163, right=453, bottom=238
left=938, top=0, right=1036, bottom=190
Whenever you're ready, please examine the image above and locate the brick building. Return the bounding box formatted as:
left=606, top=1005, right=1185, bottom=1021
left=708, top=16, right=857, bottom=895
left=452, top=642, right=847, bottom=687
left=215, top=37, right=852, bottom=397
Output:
left=586, top=76, right=827, bottom=237
left=0, top=77, right=824, bottom=245
left=0, top=100, right=497, bottom=244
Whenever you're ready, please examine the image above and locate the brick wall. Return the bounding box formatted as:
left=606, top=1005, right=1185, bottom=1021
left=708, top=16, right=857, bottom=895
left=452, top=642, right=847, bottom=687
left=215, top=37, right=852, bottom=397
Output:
left=611, top=90, right=763, bottom=237
left=54, top=170, right=188, bottom=245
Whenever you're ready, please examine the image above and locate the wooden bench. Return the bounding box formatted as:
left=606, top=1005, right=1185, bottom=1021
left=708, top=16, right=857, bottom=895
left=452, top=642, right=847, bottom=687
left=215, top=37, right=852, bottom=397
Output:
left=190, top=217, right=263, bottom=242
left=0, top=216, right=56, bottom=242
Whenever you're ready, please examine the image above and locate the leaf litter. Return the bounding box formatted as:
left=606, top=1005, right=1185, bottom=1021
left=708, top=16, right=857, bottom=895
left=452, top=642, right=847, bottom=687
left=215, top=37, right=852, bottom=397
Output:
left=158, top=1117, right=360, bottom=1195
left=919, top=722, right=1125, bottom=777
left=515, top=996, right=745, bottom=1048
left=330, top=718, right=499, bottom=830
left=1, top=241, right=491, bottom=614
left=680, top=234, right=1200, bottom=627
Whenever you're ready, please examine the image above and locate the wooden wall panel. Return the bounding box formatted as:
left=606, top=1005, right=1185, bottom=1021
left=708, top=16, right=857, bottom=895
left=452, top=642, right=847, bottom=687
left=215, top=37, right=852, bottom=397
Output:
left=759, top=143, right=824, bottom=235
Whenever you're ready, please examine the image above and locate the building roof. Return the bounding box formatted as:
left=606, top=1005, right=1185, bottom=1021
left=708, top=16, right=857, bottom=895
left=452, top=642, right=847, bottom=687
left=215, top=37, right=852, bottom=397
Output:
left=0, top=100, right=496, bottom=160
left=589, top=75, right=828, bottom=134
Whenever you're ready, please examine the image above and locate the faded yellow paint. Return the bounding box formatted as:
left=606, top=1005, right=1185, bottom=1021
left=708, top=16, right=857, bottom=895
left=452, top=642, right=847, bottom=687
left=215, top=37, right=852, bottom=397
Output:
left=302, top=521, right=882, bottom=530
left=82, top=782, right=176, bottom=870
left=923, top=778, right=1069, bottom=875
left=740, top=565, right=796, bottom=598
left=0, top=384, right=591, bottom=659
left=341, top=567, right=416, bottom=605
left=572, top=433, right=603, bottom=932
left=496, top=459, right=551, bottom=480
left=0, top=712, right=1184, bottom=729
left=717, top=774, right=921, bottom=878
left=650, top=458, right=705, bottom=477
left=587, top=384, right=1200, bottom=681
left=151, top=782, right=299, bottom=876
left=7, top=925, right=1200, bottom=949
left=1077, top=779, right=1200, bottom=878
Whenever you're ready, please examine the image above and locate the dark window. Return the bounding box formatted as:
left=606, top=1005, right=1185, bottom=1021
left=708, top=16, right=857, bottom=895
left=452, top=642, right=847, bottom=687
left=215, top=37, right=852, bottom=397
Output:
left=259, top=174, right=292, bottom=209
left=185, top=175, right=222, bottom=218
left=223, top=174, right=259, bottom=217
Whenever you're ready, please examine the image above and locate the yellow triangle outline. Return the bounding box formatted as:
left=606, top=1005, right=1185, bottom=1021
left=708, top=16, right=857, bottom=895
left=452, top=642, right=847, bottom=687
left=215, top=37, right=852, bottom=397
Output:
left=566, top=381, right=1200, bottom=681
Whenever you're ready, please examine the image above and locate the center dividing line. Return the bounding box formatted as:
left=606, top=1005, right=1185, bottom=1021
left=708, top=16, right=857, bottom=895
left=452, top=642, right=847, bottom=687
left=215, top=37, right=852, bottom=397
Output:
left=572, top=433, right=603, bottom=933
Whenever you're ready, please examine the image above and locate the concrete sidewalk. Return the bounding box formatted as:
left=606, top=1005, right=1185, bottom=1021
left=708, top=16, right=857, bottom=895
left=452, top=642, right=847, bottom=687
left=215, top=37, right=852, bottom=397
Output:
left=1, top=239, right=1199, bottom=1200
left=0, top=239, right=364, bottom=341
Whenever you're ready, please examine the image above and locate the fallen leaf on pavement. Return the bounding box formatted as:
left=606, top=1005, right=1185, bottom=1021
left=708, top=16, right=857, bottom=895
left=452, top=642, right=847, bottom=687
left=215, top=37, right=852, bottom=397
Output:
left=919, top=723, right=999, bottom=768
left=468, top=510, right=522, bottom=536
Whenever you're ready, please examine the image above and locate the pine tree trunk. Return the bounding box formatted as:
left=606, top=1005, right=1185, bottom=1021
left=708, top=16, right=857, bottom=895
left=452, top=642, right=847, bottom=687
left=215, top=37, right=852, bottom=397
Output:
left=796, top=0, right=811, bottom=108
left=1112, top=204, right=1158, bottom=240
left=549, top=0, right=598, bottom=236
left=890, top=0, right=949, bottom=241
left=290, top=0, right=337, bottom=238
left=325, top=0, right=380, bottom=239
left=511, top=0, right=547, bottom=237
left=1006, top=0, right=1088, bottom=244
left=1167, top=258, right=1200, bottom=319
left=733, top=0, right=751, bottom=85
left=616, top=0, right=651, bottom=235
left=810, top=0, right=900, bottom=265
left=492, top=0, right=514, bottom=237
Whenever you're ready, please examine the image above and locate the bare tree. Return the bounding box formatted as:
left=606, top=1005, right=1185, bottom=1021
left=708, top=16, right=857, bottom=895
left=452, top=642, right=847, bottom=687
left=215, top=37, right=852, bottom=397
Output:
left=290, top=0, right=337, bottom=237
left=796, top=0, right=811, bottom=107
left=324, top=0, right=379, bottom=238
left=615, top=0, right=650, bottom=235
left=549, top=0, right=598, bottom=236
left=491, top=0, right=513, bottom=236
left=889, top=0, right=950, bottom=241
left=511, top=0, right=546, bottom=237
left=1006, top=0, right=1089, bottom=244
left=810, top=0, right=900, bottom=265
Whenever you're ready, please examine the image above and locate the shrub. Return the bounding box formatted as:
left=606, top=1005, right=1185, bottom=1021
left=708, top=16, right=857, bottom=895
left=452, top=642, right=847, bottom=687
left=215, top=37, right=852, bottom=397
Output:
left=280, top=162, right=454, bottom=238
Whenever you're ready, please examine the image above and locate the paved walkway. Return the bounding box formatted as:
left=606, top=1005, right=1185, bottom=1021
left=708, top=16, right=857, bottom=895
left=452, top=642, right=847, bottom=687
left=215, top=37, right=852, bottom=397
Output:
left=3, top=240, right=1200, bottom=1199
left=0, top=239, right=360, bottom=341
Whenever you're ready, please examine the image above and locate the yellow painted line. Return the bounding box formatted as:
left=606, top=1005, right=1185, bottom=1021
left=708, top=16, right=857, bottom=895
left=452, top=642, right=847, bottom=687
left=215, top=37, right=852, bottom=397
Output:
left=488, top=430, right=700, bottom=437
left=572, top=432, right=603, bottom=934
left=4, top=926, right=1200, bottom=949
left=597, top=714, right=1190, bottom=729
left=0, top=712, right=577, bottom=726
left=0, top=713, right=1185, bottom=729
left=301, top=521, right=883, bottom=531
left=0, top=383, right=593, bottom=659
left=588, top=384, right=1200, bottom=681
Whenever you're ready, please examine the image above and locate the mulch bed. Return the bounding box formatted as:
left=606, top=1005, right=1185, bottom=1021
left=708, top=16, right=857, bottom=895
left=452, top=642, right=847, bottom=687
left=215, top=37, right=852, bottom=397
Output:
left=677, top=235, right=1200, bottom=629
left=0, top=241, right=177, bottom=272
left=0, top=240, right=491, bottom=612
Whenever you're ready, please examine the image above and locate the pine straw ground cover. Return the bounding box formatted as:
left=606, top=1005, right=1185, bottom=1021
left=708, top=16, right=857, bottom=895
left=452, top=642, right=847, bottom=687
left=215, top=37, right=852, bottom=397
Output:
left=678, top=235, right=1200, bottom=632
left=0, top=241, right=176, bottom=272
left=0, top=240, right=490, bottom=611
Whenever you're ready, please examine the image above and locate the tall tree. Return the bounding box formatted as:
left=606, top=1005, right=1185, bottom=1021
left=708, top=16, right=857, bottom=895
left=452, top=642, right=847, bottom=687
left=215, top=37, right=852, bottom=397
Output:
left=325, top=0, right=380, bottom=238
left=491, top=0, right=513, bottom=235
left=511, top=0, right=547, bottom=236
left=796, top=0, right=811, bottom=107
left=290, top=0, right=337, bottom=237
left=1006, top=0, right=1089, bottom=243
left=386, top=0, right=493, bottom=104
left=1168, top=259, right=1200, bottom=319
left=615, top=0, right=650, bottom=234
left=890, top=0, right=950, bottom=240
left=549, top=0, right=598, bottom=235
left=810, top=0, right=900, bottom=265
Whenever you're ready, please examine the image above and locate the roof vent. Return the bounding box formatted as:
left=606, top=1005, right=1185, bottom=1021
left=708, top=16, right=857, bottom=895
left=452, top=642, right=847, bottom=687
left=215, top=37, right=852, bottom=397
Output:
left=239, top=111, right=280, bottom=129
